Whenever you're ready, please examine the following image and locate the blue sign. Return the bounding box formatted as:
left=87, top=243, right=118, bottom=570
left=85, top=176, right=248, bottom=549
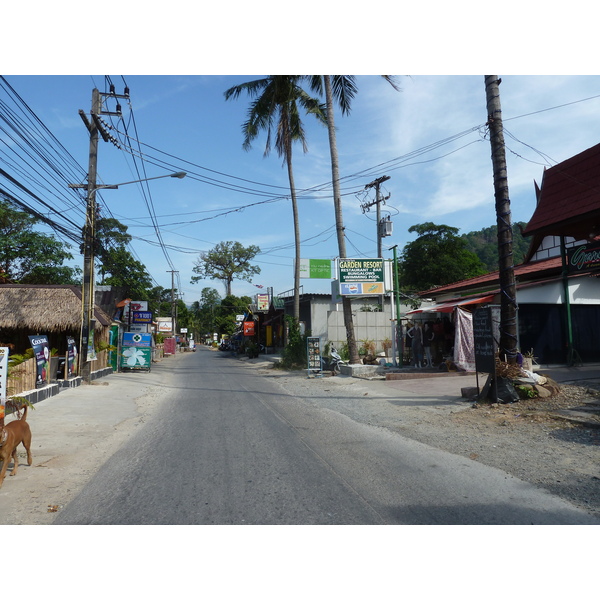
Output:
left=132, top=311, right=153, bottom=323
left=122, top=332, right=152, bottom=347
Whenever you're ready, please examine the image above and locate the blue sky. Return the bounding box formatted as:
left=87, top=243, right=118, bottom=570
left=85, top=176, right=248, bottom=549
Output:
left=3, top=73, right=600, bottom=305
left=3, top=6, right=600, bottom=306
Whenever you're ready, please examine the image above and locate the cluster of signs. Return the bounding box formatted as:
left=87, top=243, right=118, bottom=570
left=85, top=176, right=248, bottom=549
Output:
left=299, top=258, right=387, bottom=296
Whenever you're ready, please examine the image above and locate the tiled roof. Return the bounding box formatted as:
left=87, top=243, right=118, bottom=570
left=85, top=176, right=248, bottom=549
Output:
left=523, top=143, right=600, bottom=240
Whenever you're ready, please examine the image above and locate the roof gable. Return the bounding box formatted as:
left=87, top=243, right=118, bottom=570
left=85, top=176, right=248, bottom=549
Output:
left=523, top=143, right=600, bottom=239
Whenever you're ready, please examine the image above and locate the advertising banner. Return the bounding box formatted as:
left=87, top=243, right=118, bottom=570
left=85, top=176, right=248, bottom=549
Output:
left=299, top=259, right=332, bottom=279
left=66, top=336, right=77, bottom=378
left=121, top=332, right=153, bottom=370
left=0, top=347, right=8, bottom=421
left=28, top=334, right=50, bottom=388
left=257, top=294, right=269, bottom=312
left=164, top=337, right=176, bottom=355
left=338, top=258, right=385, bottom=295
left=244, top=321, right=255, bottom=336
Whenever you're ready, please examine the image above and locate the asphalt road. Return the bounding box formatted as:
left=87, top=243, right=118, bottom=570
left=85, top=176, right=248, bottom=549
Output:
left=54, top=348, right=599, bottom=525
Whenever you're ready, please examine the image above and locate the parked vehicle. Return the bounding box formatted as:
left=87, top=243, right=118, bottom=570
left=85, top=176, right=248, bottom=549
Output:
left=322, top=345, right=346, bottom=375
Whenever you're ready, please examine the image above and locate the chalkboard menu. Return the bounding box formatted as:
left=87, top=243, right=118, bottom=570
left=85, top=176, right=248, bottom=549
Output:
left=473, top=307, right=495, bottom=373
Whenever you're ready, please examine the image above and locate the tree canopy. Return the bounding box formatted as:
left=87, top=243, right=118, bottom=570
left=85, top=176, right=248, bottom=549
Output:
left=191, top=241, right=260, bottom=296
left=461, top=221, right=530, bottom=271
left=399, top=222, right=486, bottom=291
left=0, top=200, right=81, bottom=284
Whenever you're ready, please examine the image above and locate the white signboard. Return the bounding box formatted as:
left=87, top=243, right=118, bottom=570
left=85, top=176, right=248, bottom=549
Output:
left=0, top=347, right=8, bottom=402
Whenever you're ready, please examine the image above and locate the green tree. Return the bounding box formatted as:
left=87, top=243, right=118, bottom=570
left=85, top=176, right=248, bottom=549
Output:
left=100, top=246, right=153, bottom=300
left=224, top=76, right=327, bottom=321
left=400, top=222, right=486, bottom=291
left=306, top=75, right=401, bottom=364
left=217, top=294, right=252, bottom=337
left=190, top=287, right=221, bottom=337
left=461, top=222, right=529, bottom=271
left=0, top=200, right=81, bottom=284
left=191, top=240, right=261, bottom=296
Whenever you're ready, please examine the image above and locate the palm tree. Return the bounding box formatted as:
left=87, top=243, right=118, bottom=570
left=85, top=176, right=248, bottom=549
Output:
left=306, top=75, right=401, bottom=364
left=224, top=76, right=327, bottom=322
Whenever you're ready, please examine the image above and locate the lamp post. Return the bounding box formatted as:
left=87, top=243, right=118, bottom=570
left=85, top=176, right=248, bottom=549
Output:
left=68, top=171, right=186, bottom=382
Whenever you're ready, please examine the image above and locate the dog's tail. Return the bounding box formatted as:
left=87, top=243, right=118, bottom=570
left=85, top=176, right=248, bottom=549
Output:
left=15, top=404, right=28, bottom=421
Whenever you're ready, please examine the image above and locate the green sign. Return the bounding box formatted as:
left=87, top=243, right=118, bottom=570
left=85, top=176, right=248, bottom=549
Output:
left=299, top=258, right=332, bottom=279
left=338, top=258, right=384, bottom=283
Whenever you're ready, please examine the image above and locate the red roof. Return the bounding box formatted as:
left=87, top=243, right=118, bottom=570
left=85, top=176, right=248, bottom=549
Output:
left=419, top=256, right=562, bottom=297
left=523, top=143, right=600, bottom=240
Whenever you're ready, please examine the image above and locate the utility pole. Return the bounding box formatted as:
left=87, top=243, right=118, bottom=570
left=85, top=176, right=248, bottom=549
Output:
left=78, top=86, right=128, bottom=382
left=484, top=76, right=518, bottom=364
left=362, top=175, right=391, bottom=258
left=168, top=270, right=178, bottom=338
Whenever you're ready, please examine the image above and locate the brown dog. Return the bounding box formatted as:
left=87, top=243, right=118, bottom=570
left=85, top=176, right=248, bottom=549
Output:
left=0, top=405, right=33, bottom=488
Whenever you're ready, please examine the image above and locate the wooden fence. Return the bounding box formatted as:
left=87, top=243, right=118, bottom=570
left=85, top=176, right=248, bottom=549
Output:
left=6, top=350, right=110, bottom=397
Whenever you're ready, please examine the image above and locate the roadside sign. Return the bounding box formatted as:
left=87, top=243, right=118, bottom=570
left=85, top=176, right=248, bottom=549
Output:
left=306, top=336, right=322, bottom=376
left=299, top=259, right=332, bottom=279
left=338, top=258, right=385, bottom=295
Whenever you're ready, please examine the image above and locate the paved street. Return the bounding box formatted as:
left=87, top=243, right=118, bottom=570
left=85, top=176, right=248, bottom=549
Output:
left=52, top=347, right=599, bottom=525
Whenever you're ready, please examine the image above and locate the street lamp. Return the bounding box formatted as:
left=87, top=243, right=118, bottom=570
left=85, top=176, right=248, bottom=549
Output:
left=69, top=171, right=187, bottom=189
left=68, top=171, right=187, bottom=382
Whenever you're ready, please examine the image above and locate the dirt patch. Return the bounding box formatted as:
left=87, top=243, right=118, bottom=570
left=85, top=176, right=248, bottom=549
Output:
left=457, top=383, right=600, bottom=430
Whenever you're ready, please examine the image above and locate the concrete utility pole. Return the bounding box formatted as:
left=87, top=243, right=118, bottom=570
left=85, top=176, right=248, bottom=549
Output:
left=363, top=175, right=391, bottom=258
left=484, top=76, right=518, bottom=364
left=78, top=86, right=128, bottom=382
left=79, top=88, right=101, bottom=382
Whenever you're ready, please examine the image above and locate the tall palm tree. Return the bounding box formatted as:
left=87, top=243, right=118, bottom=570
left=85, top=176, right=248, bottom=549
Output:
left=224, top=76, right=326, bottom=322
left=307, top=75, right=401, bottom=364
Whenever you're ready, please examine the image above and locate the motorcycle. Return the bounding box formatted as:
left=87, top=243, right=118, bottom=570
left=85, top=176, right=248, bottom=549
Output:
left=322, top=345, right=346, bottom=375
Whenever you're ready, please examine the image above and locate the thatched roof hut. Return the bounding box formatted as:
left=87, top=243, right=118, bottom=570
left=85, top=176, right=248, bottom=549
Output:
left=0, top=284, right=113, bottom=353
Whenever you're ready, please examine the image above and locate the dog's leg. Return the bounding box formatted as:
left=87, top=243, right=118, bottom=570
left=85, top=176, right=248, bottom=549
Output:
left=9, top=447, right=18, bottom=476
left=23, top=431, right=32, bottom=466
left=0, top=457, right=8, bottom=487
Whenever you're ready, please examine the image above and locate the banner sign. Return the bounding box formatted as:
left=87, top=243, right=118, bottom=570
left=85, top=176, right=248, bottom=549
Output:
left=299, top=259, right=332, bottom=279
left=567, top=241, right=600, bottom=273
left=0, top=347, right=8, bottom=415
left=66, top=336, right=77, bottom=378
left=257, top=294, right=269, bottom=312
left=338, top=258, right=384, bottom=295
left=28, top=334, right=50, bottom=388
left=243, top=321, right=255, bottom=336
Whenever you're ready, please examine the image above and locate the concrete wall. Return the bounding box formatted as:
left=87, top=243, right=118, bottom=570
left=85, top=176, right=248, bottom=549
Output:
left=326, top=305, right=396, bottom=354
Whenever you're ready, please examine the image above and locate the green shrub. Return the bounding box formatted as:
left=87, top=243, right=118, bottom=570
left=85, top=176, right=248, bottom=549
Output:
left=279, top=315, right=309, bottom=369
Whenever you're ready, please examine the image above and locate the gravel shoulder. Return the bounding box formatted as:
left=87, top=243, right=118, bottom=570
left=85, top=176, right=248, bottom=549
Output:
left=250, top=361, right=600, bottom=520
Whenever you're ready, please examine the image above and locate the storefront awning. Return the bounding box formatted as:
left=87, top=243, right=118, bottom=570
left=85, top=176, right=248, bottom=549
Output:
left=406, top=294, right=495, bottom=315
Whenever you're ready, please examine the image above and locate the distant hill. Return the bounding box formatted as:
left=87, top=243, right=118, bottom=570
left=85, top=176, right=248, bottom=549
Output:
left=461, top=221, right=530, bottom=272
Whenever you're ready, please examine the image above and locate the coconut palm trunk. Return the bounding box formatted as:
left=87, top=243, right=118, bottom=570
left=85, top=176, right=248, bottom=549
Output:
left=484, top=75, right=518, bottom=364
left=324, top=75, right=360, bottom=364
left=284, top=139, right=301, bottom=321
left=224, top=76, right=326, bottom=325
